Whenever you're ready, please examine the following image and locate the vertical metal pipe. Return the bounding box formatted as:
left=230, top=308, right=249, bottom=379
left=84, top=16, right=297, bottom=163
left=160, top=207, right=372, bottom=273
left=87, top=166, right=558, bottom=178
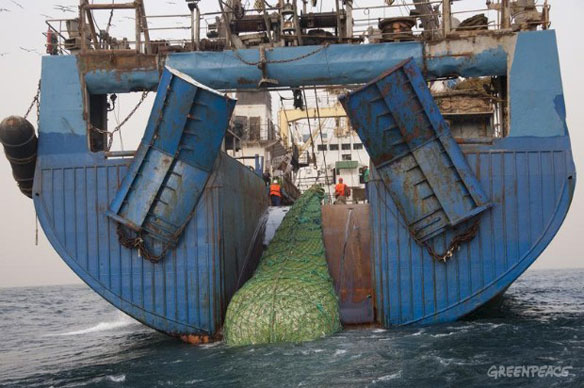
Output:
left=135, top=7, right=141, bottom=53
left=190, top=7, right=195, bottom=49
left=195, top=6, right=201, bottom=49
left=346, top=0, right=353, bottom=38
left=218, top=0, right=232, bottom=48
left=442, top=0, right=451, bottom=35
left=138, top=0, right=151, bottom=54
left=292, top=0, right=303, bottom=46
left=80, top=1, right=87, bottom=52
left=501, top=0, right=511, bottom=29
left=261, top=0, right=274, bottom=45
left=335, top=0, right=342, bottom=41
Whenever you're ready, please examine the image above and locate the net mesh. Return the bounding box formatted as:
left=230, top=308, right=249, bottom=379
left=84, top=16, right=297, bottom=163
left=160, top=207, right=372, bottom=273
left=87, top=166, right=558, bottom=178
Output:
left=224, top=186, right=342, bottom=346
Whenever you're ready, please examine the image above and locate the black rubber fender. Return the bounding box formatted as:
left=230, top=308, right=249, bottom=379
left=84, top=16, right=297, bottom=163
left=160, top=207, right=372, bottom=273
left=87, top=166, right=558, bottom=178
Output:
left=0, top=116, right=38, bottom=198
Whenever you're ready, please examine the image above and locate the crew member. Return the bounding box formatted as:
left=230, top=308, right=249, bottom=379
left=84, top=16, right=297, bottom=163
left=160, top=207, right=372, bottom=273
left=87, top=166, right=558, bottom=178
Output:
left=334, top=177, right=350, bottom=205
left=263, top=171, right=271, bottom=187
left=270, top=178, right=282, bottom=206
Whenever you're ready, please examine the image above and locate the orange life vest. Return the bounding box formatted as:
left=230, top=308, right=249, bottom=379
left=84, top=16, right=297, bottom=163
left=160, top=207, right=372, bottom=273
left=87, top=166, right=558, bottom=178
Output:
left=335, top=183, right=347, bottom=197
left=270, top=184, right=281, bottom=197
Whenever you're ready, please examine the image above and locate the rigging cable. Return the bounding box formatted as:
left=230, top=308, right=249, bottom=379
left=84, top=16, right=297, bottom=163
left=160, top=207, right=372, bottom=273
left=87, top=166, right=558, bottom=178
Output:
left=277, top=92, right=303, bottom=186
left=312, top=86, right=332, bottom=200
left=91, top=91, right=149, bottom=151
left=301, top=88, right=318, bottom=170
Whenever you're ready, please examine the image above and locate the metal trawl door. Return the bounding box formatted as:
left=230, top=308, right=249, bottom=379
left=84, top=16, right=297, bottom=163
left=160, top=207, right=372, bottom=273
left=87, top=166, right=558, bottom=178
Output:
left=339, top=58, right=490, bottom=242
left=107, top=67, right=236, bottom=256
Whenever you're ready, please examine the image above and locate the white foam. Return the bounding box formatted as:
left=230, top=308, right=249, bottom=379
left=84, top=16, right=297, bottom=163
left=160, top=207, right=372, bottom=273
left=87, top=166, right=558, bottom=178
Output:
left=106, top=375, right=126, bottom=383
left=185, top=379, right=204, bottom=385
left=200, top=342, right=222, bottom=349
left=431, top=332, right=455, bottom=338
left=333, top=349, right=347, bottom=357
left=47, top=313, right=136, bottom=336
left=373, top=371, right=402, bottom=383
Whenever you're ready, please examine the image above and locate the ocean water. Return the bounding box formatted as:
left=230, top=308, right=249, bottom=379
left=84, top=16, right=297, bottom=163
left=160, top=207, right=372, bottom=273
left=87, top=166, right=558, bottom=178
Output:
left=0, top=269, right=582, bottom=387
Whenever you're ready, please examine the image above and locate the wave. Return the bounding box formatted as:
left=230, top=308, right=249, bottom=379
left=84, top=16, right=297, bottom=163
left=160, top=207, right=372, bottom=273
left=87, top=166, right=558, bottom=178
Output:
left=45, top=313, right=136, bottom=336
left=106, top=374, right=126, bottom=383
left=373, top=371, right=402, bottom=383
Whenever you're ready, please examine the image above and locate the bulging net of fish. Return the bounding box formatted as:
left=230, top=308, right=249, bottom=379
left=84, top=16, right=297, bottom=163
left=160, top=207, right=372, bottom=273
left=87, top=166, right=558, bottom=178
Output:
left=224, top=186, right=341, bottom=346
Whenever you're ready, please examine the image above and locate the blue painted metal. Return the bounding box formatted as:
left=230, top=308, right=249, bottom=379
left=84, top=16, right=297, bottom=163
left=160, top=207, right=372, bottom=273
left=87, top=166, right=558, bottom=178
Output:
left=340, top=59, right=490, bottom=241
left=27, top=28, right=576, bottom=335
left=83, top=38, right=509, bottom=93
left=509, top=31, right=567, bottom=137
left=369, top=137, right=575, bottom=325
left=107, top=67, right=236, bottom=247
left=33, top=57, right=269, bottom=337
left=358, top=31, right=576, bottom=325
left=38, top=56, right=88, bottom=156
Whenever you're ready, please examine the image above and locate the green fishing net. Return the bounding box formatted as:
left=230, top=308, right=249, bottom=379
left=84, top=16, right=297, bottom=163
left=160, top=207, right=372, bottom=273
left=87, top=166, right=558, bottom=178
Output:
left=224, top=186, right=342, bottom=346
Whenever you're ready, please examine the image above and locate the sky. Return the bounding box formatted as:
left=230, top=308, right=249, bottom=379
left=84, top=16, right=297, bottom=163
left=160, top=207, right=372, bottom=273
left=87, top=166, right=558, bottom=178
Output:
left=0, top=0, right=582, bottom=287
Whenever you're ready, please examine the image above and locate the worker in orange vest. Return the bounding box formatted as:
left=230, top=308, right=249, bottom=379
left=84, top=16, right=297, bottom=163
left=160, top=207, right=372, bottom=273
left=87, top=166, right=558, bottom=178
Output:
left=334, top=177, right=350, bottom=205
left=269, top=178, right=282, bottom=206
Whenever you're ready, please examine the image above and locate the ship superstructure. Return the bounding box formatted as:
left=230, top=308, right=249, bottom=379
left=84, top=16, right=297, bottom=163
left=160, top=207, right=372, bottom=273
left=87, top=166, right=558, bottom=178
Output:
left=0, top=0, right=574, bottom=341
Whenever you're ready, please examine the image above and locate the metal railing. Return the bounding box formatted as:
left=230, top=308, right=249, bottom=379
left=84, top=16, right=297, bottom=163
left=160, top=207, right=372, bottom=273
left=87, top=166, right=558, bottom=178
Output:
left=42, top=1, right=551, bottom=56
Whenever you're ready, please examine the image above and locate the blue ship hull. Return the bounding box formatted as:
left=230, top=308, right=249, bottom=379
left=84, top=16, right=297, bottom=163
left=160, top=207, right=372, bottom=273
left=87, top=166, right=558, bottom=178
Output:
left=30, top=29, right=575, bottom=336
left=35, top=151, right=268, bottom=338
left=369, top=136, right=574, bottom=325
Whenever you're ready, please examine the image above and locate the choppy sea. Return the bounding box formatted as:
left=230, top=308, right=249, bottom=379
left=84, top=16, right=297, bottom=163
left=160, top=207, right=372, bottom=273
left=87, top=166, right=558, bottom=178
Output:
left=0, top=269, right=583, bottom=387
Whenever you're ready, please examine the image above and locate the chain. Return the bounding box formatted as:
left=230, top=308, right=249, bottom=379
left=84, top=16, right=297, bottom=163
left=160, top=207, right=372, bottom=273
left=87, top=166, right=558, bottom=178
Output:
left=24, top=81, right=41, bottom=120
left=117, top=224, right=170, bottom=263
left=114, top=154, right=224, bottom=263
left=231, top=43, right=329, bottom=66
left=92, top=91, right=149, bottom=151
left=372, top=177, right=481, bottom=263
left=422, top=220, right=480, bottom=263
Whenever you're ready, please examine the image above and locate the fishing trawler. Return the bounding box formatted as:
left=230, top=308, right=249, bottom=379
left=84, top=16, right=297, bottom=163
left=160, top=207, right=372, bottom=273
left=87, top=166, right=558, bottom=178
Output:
left=0, top=0, right=574, bottom=341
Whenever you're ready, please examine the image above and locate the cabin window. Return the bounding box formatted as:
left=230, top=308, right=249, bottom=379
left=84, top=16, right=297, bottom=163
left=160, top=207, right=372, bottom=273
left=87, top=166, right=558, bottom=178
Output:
left=353, top=143, right=363, bottom=150
left=233, top=116, right=247, bottom=138
left=249, top=116, right=261, bottom=141
left=341, top=143, right=351, bottom=150
left=317, top=144, right=327, bottom=151
left=329, top=144, right=339, bottom=151
left=342, top=154, right=352, bottom=161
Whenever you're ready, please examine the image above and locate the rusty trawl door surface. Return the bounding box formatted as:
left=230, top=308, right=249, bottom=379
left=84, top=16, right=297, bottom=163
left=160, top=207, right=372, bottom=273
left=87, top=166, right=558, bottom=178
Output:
left=107, top=67, right=236, bottom=248
left=339, top=59, right=490, bottom=241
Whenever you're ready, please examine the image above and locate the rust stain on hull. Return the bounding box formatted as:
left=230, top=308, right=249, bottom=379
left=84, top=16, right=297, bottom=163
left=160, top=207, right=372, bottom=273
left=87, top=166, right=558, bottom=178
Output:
left=77, top=52, right=159, bottom=80
left=322, top=204, right=374, bottom=325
